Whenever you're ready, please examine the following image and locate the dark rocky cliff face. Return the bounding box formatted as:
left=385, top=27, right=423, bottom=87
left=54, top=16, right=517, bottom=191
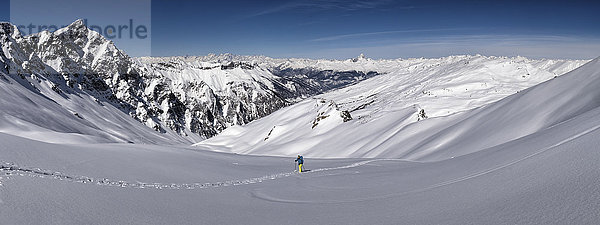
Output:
left=269, top=67, right=379, bottom=99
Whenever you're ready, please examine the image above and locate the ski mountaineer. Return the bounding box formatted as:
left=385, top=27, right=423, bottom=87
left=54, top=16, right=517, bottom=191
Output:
left=295, top=155, right=304, bottom=172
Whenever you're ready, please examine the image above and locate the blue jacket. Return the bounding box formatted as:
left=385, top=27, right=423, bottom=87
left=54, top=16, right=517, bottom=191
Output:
left=295, top=156, right=304, bottom=164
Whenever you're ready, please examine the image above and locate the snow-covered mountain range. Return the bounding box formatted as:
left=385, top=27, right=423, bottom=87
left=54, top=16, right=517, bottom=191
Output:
left=197, top=56, right=599, bottom=160
left=0, top=20, right=379, bottom=143
left=0, top=20, right=589, bottom=146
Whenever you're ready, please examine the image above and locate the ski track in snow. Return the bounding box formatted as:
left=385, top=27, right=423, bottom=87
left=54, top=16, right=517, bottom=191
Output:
left=1, top=123, right=598, bottom=193
left=0, top=158, right=387, bottom=190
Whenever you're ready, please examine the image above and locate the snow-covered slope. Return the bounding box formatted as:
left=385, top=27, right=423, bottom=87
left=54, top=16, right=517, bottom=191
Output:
left=0, top=70, right=192, bottom=144
left=2, top=91, right=600, bottom=224
left=196, top=56, right=596, bottom=160
left=399, top=57, right=600, bottom=160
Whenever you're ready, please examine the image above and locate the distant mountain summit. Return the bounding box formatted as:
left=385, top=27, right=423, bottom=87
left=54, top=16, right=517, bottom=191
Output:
left=351, top=53, right=367, bottom=62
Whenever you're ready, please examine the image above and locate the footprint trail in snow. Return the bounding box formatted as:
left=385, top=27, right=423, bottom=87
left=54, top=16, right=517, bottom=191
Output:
left=0, top=159, right=383, bottom=190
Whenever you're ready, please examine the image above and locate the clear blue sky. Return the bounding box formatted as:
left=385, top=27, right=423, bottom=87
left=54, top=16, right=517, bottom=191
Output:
left=2, top=0, right=600, bottom=59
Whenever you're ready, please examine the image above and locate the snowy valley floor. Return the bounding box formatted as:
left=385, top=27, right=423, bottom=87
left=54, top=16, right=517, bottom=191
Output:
left=2, top=106, right=600, bottom=225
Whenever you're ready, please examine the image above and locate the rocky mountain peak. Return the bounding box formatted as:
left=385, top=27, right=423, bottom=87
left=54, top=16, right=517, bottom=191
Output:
left=52, top=19, right=93, bottom=42
left=0, top=22, right=17, bottom=36
left=351, top=53, right=367, bottom=62
left=0, top=23, right=25, bottom=45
